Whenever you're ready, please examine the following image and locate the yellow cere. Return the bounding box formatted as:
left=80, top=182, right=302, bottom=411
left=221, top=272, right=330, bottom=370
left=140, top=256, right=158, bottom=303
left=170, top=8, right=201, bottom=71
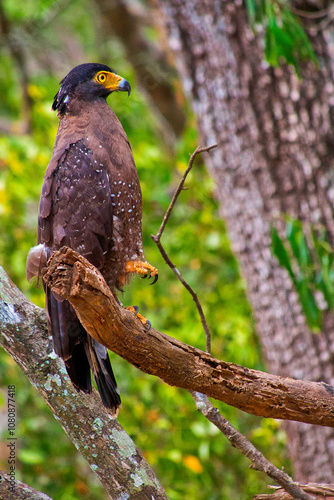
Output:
left=95, top=71, right=122, bottom=90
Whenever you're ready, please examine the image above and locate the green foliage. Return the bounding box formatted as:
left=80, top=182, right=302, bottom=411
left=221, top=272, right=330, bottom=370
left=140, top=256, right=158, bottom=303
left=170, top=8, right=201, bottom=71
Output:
left=271, top=217, right=334, bottom=332
left=0, top=1, right=290, bottom=498
left=246, top=0, right=317, bottom=75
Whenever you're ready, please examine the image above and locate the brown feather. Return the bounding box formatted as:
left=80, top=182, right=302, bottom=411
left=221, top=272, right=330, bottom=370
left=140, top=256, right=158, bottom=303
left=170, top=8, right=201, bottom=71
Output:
left=26, top=244, right=48, bottom=284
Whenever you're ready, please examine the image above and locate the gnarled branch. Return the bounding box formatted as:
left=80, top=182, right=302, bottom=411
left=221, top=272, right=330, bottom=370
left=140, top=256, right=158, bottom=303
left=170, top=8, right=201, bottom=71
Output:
left=43, top=246, right=334, bottom=428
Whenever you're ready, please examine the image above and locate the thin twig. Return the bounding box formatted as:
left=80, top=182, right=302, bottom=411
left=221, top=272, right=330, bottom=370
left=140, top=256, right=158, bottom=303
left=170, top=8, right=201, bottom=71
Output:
left=253, top=483, right=334, bottom=499
left=153, top=238, right=212, bottom=352
left=153, top=144, right=217, bottom=240
left=191, top=392, right=315, bottom=500
left=289, top=4, right=334, bottom=32
left=151, top=144, right=217, bottom=353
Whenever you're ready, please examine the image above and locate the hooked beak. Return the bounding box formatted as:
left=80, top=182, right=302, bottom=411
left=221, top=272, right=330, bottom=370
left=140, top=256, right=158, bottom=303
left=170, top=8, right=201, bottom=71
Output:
left=117, top=77, right=131, bottom=96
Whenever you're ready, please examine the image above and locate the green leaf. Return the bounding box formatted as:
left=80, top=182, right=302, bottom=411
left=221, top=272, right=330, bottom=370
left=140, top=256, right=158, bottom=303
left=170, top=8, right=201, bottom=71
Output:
left=296, top=280, right=322, bottom=332
left=315, top=249, right=334, bottom=309
left=247, top=0, right=317, bottom=75
left=286, top=218, right=311, bottom=269
left=272, top=219, right=326, bottom=331
left=246, top=0, right=257, bottom=27
left=265, top=25, right=279, bottom=67
left=271, top=227, right=295, bottom=281
left=282, top=8, right=317, bottom=65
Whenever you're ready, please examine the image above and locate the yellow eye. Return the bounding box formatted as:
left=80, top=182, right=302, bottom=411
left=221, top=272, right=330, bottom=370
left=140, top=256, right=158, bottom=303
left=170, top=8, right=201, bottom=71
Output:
left=96, top=72, right=107, bottom=84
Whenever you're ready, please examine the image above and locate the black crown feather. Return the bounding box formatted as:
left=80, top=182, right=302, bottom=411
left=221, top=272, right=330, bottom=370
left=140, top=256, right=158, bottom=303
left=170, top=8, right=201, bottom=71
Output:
left=52, top=63, right=115, bottom=114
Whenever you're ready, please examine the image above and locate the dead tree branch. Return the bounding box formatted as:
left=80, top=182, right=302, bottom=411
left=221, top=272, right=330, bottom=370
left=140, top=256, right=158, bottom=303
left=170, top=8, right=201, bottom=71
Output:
left=253, top=483, right=334, bottom=500
left=0, top=267, right=168, bottom=500
left=41, top=246, right=334, bottom=428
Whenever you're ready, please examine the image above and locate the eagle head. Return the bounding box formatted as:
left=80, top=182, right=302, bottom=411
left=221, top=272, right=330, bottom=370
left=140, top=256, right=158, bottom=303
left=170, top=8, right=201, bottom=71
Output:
left=52, top=63, right=131, bottom=115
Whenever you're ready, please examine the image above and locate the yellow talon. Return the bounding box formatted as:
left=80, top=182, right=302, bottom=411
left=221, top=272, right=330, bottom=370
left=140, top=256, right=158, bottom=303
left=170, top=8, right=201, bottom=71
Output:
left=126, top=305, right=151, bottom=331
left=117, top=260, right=158, bottom=289
left=125, top=260, right=158, bottom=278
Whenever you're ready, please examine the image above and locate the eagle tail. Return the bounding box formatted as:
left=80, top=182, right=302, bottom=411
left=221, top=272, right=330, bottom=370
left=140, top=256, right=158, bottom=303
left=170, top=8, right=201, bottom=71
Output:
left=84, top=337, right=121, bottom=415
left=65, top=342, right=92, bottom=394
left=47, top=289, right=120, bottom=413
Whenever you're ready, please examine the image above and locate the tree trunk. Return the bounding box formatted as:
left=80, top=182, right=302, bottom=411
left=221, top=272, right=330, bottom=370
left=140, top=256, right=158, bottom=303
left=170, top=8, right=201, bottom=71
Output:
left=156, top=0, right=334, bottom=482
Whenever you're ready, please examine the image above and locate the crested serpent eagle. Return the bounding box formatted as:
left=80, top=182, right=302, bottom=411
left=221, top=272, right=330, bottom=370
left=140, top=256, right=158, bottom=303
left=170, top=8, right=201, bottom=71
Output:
left=27, top=63, right=158, bottom=414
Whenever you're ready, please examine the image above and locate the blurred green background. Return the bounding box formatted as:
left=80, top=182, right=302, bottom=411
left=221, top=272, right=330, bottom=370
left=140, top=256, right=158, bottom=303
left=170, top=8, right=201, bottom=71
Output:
left=0, top=0, right=290, bottom=498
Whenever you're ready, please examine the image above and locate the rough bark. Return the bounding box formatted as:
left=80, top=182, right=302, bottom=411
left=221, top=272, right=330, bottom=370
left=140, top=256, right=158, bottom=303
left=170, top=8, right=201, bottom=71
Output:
left=0, top=267, right=168, bottom=500
left=156, top=0, right=334, bottom=482
left=39, top=247, right=334, bottom=426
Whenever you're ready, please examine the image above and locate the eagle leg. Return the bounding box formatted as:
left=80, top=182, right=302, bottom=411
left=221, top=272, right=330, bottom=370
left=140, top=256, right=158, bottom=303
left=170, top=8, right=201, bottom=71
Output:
left=124, top=260, right=158, bottom=284
left=126, top=305, right=151, bottom=331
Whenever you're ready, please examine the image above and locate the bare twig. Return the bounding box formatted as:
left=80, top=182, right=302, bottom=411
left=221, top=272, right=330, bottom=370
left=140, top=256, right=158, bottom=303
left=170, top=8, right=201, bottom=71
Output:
left=191, top=393, right=315, bottom=500
left=289, top=4, right=334, bottom=32
left=151, top=144, right=217, bottom=353
left=153, top=145, right=217, bottom=240
left=253, top=482, right=334, bottom=499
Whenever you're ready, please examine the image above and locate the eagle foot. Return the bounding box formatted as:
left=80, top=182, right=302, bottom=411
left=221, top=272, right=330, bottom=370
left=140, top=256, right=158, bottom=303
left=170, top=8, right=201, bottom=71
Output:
left=125, top=260, right=158, bottom=285
left=126, top=305, right=151, bottom=331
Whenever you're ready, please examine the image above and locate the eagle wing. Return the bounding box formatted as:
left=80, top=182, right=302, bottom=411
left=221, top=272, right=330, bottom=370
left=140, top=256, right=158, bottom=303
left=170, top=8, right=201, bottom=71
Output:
left=36, top=138, right=120, bottom=412
left=39, top=138, right=113, bottom=268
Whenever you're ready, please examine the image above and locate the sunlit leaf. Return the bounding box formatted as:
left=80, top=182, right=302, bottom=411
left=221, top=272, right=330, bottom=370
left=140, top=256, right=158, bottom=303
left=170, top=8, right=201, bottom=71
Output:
left=20, top=449, right=46, bottom=465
